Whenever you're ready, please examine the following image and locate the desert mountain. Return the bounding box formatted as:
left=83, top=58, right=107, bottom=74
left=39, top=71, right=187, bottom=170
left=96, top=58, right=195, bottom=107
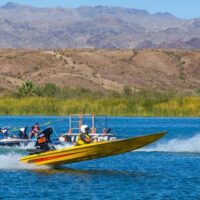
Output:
left=0, top=2, right=200, bottom=49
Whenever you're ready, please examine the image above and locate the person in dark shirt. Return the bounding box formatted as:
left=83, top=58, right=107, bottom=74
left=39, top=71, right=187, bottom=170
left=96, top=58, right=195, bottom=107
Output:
left=19, top=127, right=28, bottom=139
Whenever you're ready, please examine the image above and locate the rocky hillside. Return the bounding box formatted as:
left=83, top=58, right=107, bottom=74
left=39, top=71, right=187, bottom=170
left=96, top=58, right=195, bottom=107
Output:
left=0, top=2, right=200, bottom=49
left=0, top=49, right=200, bottom=94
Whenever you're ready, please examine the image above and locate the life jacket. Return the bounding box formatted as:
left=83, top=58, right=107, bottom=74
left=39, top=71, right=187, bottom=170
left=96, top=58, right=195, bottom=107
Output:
left=76, top=133, right=91, bottom=146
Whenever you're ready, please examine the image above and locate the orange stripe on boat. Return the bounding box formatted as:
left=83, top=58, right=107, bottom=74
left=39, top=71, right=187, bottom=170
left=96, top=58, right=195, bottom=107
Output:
left=28, top=151, right=86, bottom=164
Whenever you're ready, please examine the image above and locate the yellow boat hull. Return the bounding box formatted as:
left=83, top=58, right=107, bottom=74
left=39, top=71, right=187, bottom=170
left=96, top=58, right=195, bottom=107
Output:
left=20, top=132, right=166, bottom=166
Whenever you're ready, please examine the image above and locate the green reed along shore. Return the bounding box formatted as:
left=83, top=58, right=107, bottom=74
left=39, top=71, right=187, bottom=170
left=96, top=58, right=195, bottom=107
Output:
left=1, top=82, right=200, bottom=116
left=0, top=97, right=200, bottom=116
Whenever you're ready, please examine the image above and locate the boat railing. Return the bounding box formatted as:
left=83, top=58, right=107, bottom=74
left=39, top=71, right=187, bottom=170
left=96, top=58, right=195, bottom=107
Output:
left=59, top=114, right=116, bottom=143
left=67, top=114, right=108, bottom=135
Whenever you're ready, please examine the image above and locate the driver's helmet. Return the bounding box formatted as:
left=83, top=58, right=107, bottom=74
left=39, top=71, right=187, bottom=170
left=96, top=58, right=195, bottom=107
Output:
left=80, top=125, right=90, bottom=134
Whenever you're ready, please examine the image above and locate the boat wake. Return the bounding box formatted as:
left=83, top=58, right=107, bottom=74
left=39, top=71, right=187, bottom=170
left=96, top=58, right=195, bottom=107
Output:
left=0, top=142, right=35, bottom=154
left=139, top=133, right=200, bottom=153
left=0, top=143, right=73, bottom=170
left=0, top=153, right=50, bottom=170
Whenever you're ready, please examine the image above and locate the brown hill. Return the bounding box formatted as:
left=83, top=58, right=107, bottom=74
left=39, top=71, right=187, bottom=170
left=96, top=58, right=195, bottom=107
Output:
left=0, top=49, right=200, bottom=94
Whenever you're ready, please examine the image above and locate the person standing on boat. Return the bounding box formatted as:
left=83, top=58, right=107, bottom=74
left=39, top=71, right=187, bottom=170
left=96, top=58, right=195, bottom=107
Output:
left=76, top=125, right=96, bottom=146
left=29, top=123, right=40, bottom=139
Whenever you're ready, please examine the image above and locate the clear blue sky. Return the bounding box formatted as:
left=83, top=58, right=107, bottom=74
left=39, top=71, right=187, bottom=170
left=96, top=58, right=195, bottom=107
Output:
left=0, top=0, right=199, bottom=19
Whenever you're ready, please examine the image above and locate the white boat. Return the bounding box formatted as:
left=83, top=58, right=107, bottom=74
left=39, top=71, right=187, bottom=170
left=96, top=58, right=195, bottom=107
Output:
left=0, top=137, right=34, bottom=146
left=0, top=127, right=35, bottom=147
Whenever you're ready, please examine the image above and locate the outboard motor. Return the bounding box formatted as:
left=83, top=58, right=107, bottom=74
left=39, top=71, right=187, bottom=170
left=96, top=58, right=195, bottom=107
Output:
left=28, top=127, right=56, bottom=155
left=28, top=127, right=55, bottom=153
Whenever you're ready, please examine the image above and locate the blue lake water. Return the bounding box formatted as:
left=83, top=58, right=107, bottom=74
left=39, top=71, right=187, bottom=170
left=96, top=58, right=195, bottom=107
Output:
left=0, top=116, right=200, bottom=200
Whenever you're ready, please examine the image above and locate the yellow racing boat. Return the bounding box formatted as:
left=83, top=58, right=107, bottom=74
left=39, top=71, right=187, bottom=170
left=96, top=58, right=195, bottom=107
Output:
left=20, top=131, right=166, bottom=166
